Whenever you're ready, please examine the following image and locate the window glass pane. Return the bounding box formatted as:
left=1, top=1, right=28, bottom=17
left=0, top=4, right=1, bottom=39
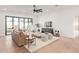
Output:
left=20, top=18, right=24, bottom=29
left=14, top=18, right=18, bottom=28
left=7, top=22, right=12, bottom=28
left=29, top=18, right=32, bottom=22
left=25, top=19, right=28, bottom=29
left=6, top=17, right=12, bottom=34
left=25, top=18, right=28, bottom=23
left=28, top=18, right=32, bottom=25
left=25, top=23, right=28, bottom=29
left=7, top=17, right=12, bottom=22
left=29, top=22, right=32, bottom=25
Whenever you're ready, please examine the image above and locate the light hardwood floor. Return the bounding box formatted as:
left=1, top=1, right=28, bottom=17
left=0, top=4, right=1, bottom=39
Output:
left=0, top=35, right=29, bottom=53
left=0, top=35, right=79, bottom=53
left=35, top=37, right=77, bottom=53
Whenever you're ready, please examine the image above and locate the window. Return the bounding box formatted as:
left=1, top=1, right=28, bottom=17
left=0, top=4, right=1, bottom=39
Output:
left=5, top=16, right=33, bottom=35
left=5, top=17, right=12, bottom=35
left=19, top=18, right=24, bottom=29
left=29, top=18, right=33, bottom=25
left=14, top=17, right=19, bottom=28
left=25, top=18, right=28, bottom=29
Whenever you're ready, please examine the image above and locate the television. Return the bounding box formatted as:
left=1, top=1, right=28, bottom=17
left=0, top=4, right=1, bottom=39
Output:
left=44, top=21, right=52, bottom=27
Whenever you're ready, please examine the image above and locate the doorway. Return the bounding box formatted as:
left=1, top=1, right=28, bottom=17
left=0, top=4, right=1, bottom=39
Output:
left=74, top=16, right=79, bottom=38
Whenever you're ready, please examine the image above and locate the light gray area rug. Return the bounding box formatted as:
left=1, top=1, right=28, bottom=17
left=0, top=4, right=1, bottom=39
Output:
left=24, top=37, right=59, bottom=52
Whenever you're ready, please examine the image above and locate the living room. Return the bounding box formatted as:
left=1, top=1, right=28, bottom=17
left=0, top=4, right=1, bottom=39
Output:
left=0, top=5, right=79, bottom=53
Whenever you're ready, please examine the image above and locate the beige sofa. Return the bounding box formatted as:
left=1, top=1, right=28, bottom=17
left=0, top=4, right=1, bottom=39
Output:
left=12, top=30, right=27, bottom=47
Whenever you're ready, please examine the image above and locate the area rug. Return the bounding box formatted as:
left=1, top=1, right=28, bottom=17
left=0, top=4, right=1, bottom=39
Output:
left=24, top=37, right=59, bottom=52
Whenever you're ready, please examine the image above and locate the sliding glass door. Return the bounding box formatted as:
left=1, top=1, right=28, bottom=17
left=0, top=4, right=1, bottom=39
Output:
left=5, top=16, right=33, bottom=35
left=14, top=18, right=19, bottom=29
left=19, top=18, right=24, bottom=30
left=25, top=18, right=28, bottom=29
left=5, top=17, right=13, bottom=35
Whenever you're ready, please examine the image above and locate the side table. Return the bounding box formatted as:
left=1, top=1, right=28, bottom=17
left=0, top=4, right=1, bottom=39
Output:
left=54, top=30, right=60, bottom=37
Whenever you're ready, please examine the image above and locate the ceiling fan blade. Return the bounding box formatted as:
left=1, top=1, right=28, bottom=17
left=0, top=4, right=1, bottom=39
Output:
left=33, top=5, right=43, bottom=13
left=39, top=9, right=42, bottom=12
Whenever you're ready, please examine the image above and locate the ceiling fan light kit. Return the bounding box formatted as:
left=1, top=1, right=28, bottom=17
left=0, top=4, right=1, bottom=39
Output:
left=33, top=5, right=43, bottom=13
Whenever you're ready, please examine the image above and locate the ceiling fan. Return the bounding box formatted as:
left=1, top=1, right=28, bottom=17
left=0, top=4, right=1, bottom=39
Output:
left=33, top=5, right=42, bottom=13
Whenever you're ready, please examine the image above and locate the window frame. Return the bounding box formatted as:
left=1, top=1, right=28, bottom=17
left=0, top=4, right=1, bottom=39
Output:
left=5, top=16, right=33, bottom=35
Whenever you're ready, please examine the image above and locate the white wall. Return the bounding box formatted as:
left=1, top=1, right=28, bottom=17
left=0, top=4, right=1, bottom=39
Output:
left=38, top=7, right=79, bottom=38
left=33, top=14, right=39, bottom=25
left=0, top=13, right=5, bottom=36
left=1, top=6, right=79, bottom=38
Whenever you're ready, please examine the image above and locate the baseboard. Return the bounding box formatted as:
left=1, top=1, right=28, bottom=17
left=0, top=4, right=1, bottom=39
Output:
left=60, top=36, right=74, bottom=39
left=0, top=34, right=5, bottom=37
left=74, top=35, right=79, bottom=39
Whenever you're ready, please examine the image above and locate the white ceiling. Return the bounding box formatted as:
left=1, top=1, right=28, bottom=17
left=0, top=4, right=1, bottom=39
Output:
left=0, top=5, right=78, bottom=14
